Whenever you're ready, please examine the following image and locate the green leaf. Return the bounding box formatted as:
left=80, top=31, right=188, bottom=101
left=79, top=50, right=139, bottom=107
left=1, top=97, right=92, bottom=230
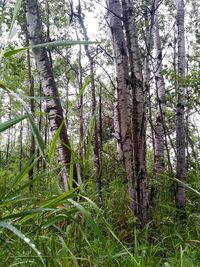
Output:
left=0, top=197, right=34, bottom=208
left=3, top=40, right=100, bottom=57
left=20, top=191, right=75, bottom=223
left=171, top=177, right=200, bottom=197
left=0, top=115, right=27, bottom=132
left=8, top=0, right=22, bottom=40
left=0, top=82, right=7, bottom=90
left=11, top=154, right=36, bottom=189
left=0, top=85, right=47, bottom=161
left=41, top=192, right=75, bottom=208
left=58, top=236, right=70, bottom=267
left=67, top=199, right=104, bottom=242
left=6, top=167, right=61, bottom=198
left=48, top=120, right=64, bottom=160
left=0, top=208, right=54, bottom=221
left=27, top=114, right=47, bottom=161
left=0, top=222, right=45, bottom=266
left=58, top=236, right=82, bottom=267
left=32, top=40, right=100, bottom=49
left=76, top=76, right=91, bottom=101
left=42, top=214, right=69, bottom=229
left=3, top=47, right=28, bottom=58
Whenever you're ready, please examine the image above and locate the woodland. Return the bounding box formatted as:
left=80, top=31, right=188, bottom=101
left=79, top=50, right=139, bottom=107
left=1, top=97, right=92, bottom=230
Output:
left=0, top=0, right=200, bottom=266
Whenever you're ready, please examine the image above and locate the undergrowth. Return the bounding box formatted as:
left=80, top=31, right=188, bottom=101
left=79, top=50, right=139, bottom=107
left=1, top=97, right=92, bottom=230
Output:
left=0, top=159, right=200, bottom=267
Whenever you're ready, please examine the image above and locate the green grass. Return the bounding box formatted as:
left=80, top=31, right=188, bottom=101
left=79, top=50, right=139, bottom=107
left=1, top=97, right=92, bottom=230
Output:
left=0, top=160, right=200, bottom=266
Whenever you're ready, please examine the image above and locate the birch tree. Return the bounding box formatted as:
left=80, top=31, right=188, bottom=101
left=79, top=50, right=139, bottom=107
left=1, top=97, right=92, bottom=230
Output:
left=25, top=0, right=73, bottom=191
left=153, top=0, right=166, bottom=176
left=175, top=0, right=186, bottom=208
left=107, top=0, right=136, bottom=214
left=122, top=0, right=150, bottom=225
left=76, top=2, right=102, bottom=205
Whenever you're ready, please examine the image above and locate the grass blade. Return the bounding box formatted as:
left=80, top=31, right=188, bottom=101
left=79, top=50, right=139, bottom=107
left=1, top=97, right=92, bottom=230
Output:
left=48, top=120, right=64, bottom=160
left=3, top=40, right=100, bottom=57
left=0, top=115, right=27, bottom=132
left=67, top=198, right=104, bottom=242
left=0, top=222, right=45, bottom=266
left=0, top=83, right=47, bottom=161
left=0, top=208, right=54, bottom=221
left=8, top=0, right=22, bottom=40
left=162, top=174, right=200, bottom=197
left=11, top=154, right=36, bottom=188
left=76, top=76, right=91, bottom=101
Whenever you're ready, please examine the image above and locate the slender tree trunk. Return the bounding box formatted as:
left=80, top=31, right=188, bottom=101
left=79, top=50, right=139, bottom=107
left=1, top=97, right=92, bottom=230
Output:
left=43, top=110, right=48, bottom=171
left=6, top=97, right=12, bottom=164
left=107, top=0, right=136, bottom=215
left=77, top=3, right=102, bottom=205
left=122, top=0, right=150, bottom=226
left=25, top=0, right=72, bottom=191
left=37, top=79, right=43, bottom=172
left=99, top=86, right=103, bottom=150
left=175, top=0, right=186, bottom=208
left=19, top=108, right=24, bottom=171
left=27, top=48, right=35, bottom=182
left=76, top=40, right=84, bottom=184
left=152, top=0, right=166, bottom=176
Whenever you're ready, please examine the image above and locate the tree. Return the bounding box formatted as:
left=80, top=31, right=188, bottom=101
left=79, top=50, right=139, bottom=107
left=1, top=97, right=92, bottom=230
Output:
left=175, top=0, right=186, bottom=208
left=76, top=1, right=103, bottom=205
left=153, top=0, right=166, bottom=177
left=122, top=0, right=150, bottom=225
left=107, top=0, right=150, bottom=226
left=25, top=0, right=73, bottom=191
left=107, top=0, right=136, bottom=214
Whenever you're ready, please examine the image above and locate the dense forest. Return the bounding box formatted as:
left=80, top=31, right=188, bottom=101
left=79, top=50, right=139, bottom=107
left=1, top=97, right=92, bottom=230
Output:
left=0, top=0, right=200, bottom=266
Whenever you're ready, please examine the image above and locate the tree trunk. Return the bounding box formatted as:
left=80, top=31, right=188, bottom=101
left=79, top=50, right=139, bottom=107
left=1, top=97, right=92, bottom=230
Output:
left=122, top=0, right=150, bottom=226
left=6, top=96, right=12, bottom=164
left=175, top=0, right=186, bottom=208
left=153, top=0, right=166, bottom=176
left=19, top=108, right=24, bottom=171
left=76, top=39, right=84, bottom=184
left=37, top=79, right=43, bottom=172
left=77, top=3, right=102, bottom=205
left=27, top=48, right=35, bottom=183
left=25, top=0, right=72, bottom=191
left=107, top=0, right=136, bottom=215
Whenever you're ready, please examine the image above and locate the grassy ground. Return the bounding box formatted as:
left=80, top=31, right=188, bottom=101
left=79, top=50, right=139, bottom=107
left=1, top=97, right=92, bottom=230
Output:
left=0, top=159, right=200, bottom=266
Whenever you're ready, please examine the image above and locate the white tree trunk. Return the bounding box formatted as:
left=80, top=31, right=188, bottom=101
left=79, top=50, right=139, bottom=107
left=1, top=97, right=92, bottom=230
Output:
left=107, top=0, right=136, bottom=212
left=122, top=0, right=150, bottom=226
left=153, top=0, right=166, bottom=175
left=175, top=0, right=186, bottom=208
left=25, top=0, right=72, bottom=191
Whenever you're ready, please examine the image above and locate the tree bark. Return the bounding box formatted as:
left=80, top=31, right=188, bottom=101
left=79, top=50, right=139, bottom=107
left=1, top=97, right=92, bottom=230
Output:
left=6, top=96, right=12, bottom=165
left=77, top=43, right=84, bottom=184
left=77, top=3, right=102, bottom=205
left=27, top=48, right=35, bottom=183
left=25, top=0, right=72, bottom=191
left=122, top=0, right=150, bottom=226
left=153, top=0, right=166, bottom=176
left=175, top=0, right=186, bottom=208
left=107, top=0, right=136, bottom=216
